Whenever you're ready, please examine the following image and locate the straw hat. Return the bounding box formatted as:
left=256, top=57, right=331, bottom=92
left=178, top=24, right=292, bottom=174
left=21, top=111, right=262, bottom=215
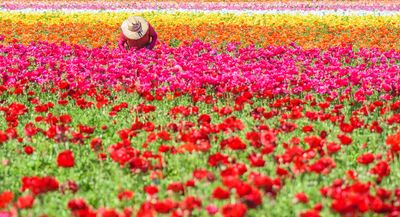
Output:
left=121, top=16, right=149, bottom=40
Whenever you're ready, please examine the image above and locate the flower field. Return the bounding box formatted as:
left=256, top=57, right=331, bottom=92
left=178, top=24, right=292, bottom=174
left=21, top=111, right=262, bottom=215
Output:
left=0, top=1, right=400, bottom=217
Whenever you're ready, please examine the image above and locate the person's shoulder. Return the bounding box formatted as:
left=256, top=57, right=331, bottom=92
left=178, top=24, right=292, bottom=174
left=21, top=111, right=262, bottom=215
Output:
left=119, top=32, right=128, bottom=41
left=148, top=24, right=157, bottom=33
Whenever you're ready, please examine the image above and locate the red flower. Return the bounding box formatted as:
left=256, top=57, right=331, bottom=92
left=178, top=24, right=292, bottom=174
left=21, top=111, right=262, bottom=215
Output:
left=192, top=168, right=208, bottom=180
left=137, top=201, right=154, bottom=217
left=0, top=130, right=9, bottom=144
left=185, top=179, right=195, bottom=187
left=24, top=146, right=34, bottom=155
left=136, top=104, right=156, bottom=114
left=357, top=153, right=375, bottom=165
left=17, top=194, right=34, bottom=209
left=304, top=136, right=322, bottom=149
left=6, top=128, right=18, bottom=139
left=90, top=138, right=103, bottom=152
left=67, top=198, right=89, bottom=211
left=0, top=191, right=13, bottom=209
left=280, top=121, right=297, bottom=133
left=260, top=130, right=276, bottom=146
left=248, top=153, right=265, bottom=167
left=221, top=137, right=246, bottom=150
left=302, top=125, right=314, bottom=133
left=208, top=153, right=229, bottom=167
left=309, top=157, right=336, bottom=174
left=180, top=196, right=202, bottom=211
left=318, top=102, right=330, bottom=110
left=320, top=130, right=328, bottom=139
left=98, top=153, right=107, bottom=161
left=221, top=202, right=247, bottom=217
left=58, top=100, right=69, bottom=106
left=386, top=131, right=400, bottom=154
left=276, top=167, right=289, bottom=176
left=248, top=172, right=275, bottom=191
left=235, top=183, right=252, bottom=197
left=330, top=189, right=370, bottom=214
left=118, top=190, right=134, bottom=201
left=295, top=192, right=309, bottom=203
left=369, top=121, right=383, bottom=134
left=34, top=104, right=51, bottom=113
left=60, top=180, right=79, bottom=194
left=59, top=114, right=72, bottom=124
left=376, top=187, right=391, bottom=199
left=326, top=142, right=341, bottom=155
left=300, top=210, right=320, bottom=217
left=337, top=134, right=352, bottom=145
left=100, top=209, right=120, bottom=217
left=158, top=145, right=171, bottom=153
left=305, top=111, right=318, bottom=121
left=346, top=170, right=358, bottom=181
left=212, top=187, right=230, bottom=200
left=167, top=182, right=185, bottom=194
left=144, top=185, right=158, bottom=196
left=198, top=114, right=211, bottom=125
left=154, top=199, right=176, bottom=214
left=370, top=161, right=391, bottom=182
left=58, top=81, right=70, bottom=89
left=21, top=176, right=59, bottom=195
left=57, top=150, right=75, bottom=168
left=313, top=203, right=323, bottom=212
left=339, top=122, right=354, bottom=133
left=370, top=197, right=384, bottom=212
left=122, top=208, right=133, bottom=217
left=246, top=131, right=261, bottom=148
left=79, top=125, right=95, bottom=135
left=157, top=131, right=171, bottom=141
left=242, top=188, right=262, bottom=208
left=67, top=198, right=96, bottom=217
left=24, top=122, right=38, bottom=137
left=143, top=122, right=155, bottom=132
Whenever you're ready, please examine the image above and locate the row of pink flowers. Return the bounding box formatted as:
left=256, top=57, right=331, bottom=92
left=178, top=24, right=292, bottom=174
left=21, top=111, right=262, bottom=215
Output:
left=2, top=0, right=400, bottom=11
left=1, top=40, right=400, bottom=99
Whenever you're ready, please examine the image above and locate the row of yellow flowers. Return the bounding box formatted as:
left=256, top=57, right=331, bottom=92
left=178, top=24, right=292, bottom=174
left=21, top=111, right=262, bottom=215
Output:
left=1, top=12, right=400, bottom=50
left=3, top=12, right=400, bottom=28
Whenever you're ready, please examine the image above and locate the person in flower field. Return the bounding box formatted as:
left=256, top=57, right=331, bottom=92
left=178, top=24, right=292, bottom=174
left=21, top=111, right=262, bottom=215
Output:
left=119, top=16, right=158, bottom=51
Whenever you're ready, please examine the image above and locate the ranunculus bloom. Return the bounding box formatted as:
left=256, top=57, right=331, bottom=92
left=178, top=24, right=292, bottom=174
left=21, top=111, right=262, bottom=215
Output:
left=206, top=204, right=218, bottom=215
left=118, top=190, right=134, bottom=201
left=57, top=150, right=75, bottom=168
left=212, top=187, right=230, bottom=200
left=24, top=146, right=34, bottom=155
left=222, top=202, right=247, bottom=217
left=295, top=192, right=309, bottom=203
left=17, top=194, right=35, bottom=209
left=144, top=185, right=158, bottom=195
left=356, top=153, right=375, bottom=165
left=0, top=191, right=13, bottom=209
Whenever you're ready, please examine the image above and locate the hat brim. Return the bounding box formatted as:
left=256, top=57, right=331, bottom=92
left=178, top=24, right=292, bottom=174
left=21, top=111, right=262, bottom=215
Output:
left=121, top=17, right=150, bottom=40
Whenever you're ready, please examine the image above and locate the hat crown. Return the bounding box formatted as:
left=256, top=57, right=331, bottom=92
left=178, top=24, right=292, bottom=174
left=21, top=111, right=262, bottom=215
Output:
left=121, top=16, right=149, bottom=40
left=128, top=20, right=142, bottom=33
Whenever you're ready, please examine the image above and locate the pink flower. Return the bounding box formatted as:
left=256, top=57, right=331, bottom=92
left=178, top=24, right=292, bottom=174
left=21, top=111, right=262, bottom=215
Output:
left=206, top=204, right=218, bottom=215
